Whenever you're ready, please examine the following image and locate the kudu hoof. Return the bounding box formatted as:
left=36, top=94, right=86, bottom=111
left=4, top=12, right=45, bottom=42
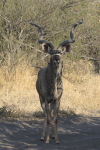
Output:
left=46, top=140, right=49, bottom=144
left=51, top=135, right=55, bottom=139
left=56, top=140, right=59, bottom=144
left=40, top=137, right=45, bottom=141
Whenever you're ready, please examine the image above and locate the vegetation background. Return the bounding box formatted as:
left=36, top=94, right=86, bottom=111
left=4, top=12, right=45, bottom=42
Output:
left=0, top=0, right=100, bottom=118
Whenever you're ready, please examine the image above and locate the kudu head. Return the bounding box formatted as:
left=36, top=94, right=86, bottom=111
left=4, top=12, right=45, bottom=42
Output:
left=30, top=19, right=83, bottom=71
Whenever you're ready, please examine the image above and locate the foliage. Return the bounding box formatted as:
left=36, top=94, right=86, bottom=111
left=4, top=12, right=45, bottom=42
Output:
left=0, top=106, right=21, bottom=118
left=0, top=0, right=100, bottom=73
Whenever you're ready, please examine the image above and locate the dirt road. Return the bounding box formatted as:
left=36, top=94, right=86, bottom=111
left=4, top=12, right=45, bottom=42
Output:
left=0, top=116, right=100, bottom=150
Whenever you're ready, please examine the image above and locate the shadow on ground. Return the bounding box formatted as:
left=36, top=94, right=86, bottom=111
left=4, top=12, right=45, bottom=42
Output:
left=0, top=115, right=100, bottom=150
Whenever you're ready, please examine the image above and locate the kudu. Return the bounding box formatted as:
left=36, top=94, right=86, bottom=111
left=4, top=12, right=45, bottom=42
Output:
left=30, top=19, right=83, bottom=143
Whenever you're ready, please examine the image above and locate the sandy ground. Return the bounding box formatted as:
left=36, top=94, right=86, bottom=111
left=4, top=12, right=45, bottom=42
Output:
left=0, top=116, right=100, bottom=150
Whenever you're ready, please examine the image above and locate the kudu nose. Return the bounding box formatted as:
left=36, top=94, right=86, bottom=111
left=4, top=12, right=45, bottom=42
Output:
left=54, top=59, right=60, bottom=64
left=57, top=60, right=60, bottom=64
left=53, top=54, right=61, bottom=64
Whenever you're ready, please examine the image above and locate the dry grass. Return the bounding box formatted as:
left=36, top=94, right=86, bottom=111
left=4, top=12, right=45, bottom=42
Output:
left=0, top=61, right=100, bottom=118
left=0, top=63, right=41, bottom=115
left=61, top=74, right=100, bottom=117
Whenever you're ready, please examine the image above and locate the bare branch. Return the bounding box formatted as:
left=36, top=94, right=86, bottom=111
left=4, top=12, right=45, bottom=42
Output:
left=72, top=51, right=97, bottom=61
left=0, top=14, right=11, bottom=24
left=38, top=4, right=58, bottom=21
left=61, top=0, right=96, bottom=10
left=62, top=75, right=74, bottom=84
left=20, top=43, right=43, bottom=53
left=32, top=65, right=43, bottom=69
left=1, top=34, right=9, bottom=42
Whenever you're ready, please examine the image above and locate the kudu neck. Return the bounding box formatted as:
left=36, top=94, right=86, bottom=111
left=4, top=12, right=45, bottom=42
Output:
left=46, top=61, right=62, bottom=89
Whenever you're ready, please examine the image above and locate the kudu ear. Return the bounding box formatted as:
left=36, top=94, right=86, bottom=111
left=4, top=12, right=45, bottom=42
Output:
left=42, top=43, right=50, bottom=52
left=64, top=44, right=71, bottom=52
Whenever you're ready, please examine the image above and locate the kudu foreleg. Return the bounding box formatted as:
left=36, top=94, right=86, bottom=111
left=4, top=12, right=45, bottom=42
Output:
left=45, top=102, right=51, bottom=143
left=51, top=111, right=55, bottom=139
left=53, top=101, right=60, bottom=144
left=41, top=116, right=47, bottom=141
left=40, top=97, right=47, bottom=141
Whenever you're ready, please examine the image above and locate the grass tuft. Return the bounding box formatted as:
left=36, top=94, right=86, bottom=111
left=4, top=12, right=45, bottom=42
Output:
left=0, top=106, right=21, bottom=119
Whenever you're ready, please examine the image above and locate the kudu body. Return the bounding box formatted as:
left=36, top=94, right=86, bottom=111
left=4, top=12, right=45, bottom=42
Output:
left=30, top=19, right=83, bottom=143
